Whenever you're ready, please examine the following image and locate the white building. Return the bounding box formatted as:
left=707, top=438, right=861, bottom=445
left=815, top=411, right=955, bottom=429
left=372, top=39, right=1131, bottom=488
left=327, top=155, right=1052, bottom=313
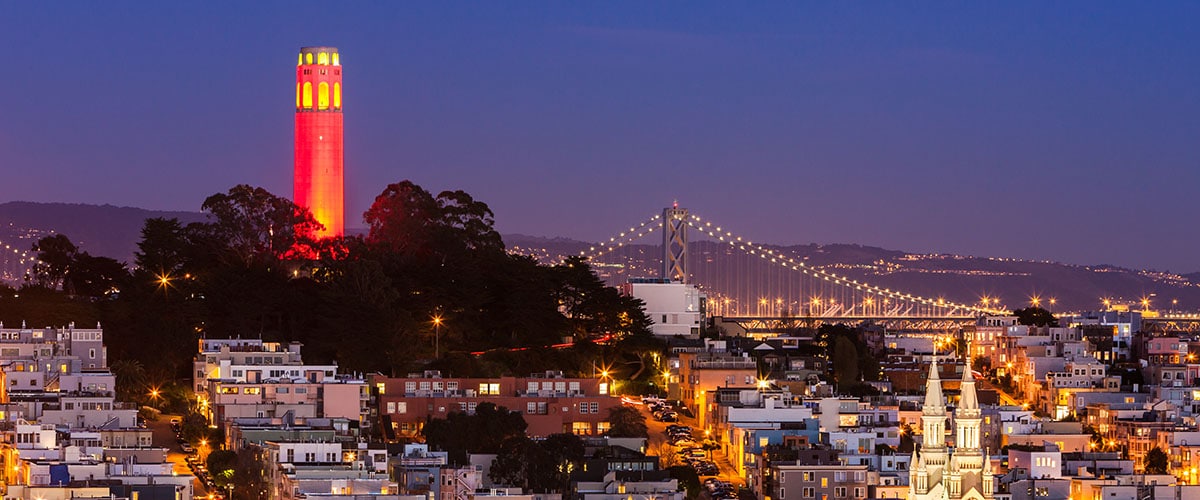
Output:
left=619, top=279, right=704, bottom=337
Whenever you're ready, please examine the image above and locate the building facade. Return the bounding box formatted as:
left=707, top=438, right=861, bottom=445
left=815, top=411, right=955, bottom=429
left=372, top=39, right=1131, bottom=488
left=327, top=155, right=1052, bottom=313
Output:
left=373, top=371, right=618, bottom=438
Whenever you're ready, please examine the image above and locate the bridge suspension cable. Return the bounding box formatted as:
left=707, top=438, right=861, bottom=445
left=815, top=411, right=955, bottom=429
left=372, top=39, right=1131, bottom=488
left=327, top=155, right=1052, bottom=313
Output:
left=683, top=214, right=1004, bottom=316
left=0, top=235, right=43, bottom=285
left=566, top=213, right=662, bottom=264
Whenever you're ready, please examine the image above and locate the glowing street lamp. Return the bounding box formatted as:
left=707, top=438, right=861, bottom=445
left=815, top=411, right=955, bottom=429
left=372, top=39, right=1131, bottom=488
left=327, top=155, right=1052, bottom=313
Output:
left=432, top=315, right=443, bottom=359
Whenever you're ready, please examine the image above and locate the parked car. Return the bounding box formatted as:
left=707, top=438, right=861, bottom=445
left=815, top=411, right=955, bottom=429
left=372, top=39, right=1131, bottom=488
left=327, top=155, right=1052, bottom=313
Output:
left=181, top=443, right=194, bottom=453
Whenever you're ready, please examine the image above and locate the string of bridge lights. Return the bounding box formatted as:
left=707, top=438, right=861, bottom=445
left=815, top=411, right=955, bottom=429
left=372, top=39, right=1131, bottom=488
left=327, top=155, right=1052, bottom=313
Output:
left=0, top=237, right=43, bottom=268
left=571, top=211, right=1006, bottom=315
left=681, top=215, right=1005, bottom=315
left=564, top=214, right=662, bottom=264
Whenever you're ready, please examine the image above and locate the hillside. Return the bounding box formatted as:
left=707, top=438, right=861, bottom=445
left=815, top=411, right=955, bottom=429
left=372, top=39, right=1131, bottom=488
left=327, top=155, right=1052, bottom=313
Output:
left=0, top=202, right=208, bottom=263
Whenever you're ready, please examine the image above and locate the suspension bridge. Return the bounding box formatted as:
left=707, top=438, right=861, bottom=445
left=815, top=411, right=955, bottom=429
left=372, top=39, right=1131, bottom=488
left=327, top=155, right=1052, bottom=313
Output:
left=525, top=205, right=1200, bottom=334
left=554, top=205, right=1007, bottom=333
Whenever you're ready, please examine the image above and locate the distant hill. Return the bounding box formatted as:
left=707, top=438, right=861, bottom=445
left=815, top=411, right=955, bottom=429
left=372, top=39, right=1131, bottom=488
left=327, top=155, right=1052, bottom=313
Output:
left=3, top=203, right=1199, bottom=312
left=0, top=202, right=207, bottom=263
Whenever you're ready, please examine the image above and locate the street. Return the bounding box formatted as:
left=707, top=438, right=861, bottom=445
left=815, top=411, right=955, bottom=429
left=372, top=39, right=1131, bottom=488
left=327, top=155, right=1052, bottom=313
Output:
left=148, top=415, right=211, bottom=497
left=631, top=398, right=747, bottom=497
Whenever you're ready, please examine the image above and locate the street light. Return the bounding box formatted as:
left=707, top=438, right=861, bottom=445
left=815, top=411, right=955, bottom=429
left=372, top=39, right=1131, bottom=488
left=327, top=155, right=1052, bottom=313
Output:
left=432, top=315, right=443, bottom=359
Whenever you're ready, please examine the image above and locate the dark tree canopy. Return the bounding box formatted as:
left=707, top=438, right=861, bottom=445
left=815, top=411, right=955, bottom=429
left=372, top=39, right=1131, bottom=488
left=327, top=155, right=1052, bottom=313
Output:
left=29, top=234, right=80, bottom=290
left=199, top=184, right=322, bottom=267
left=1145, top=447, right=1169, bottom=474
left=490, top=433, right=585, bottom=493
left=1013, top=307, right=1059, bottom=327
left=423, top=403, right=528, bottom=465
left=606, top=406, right=649, bottom=438
left=12, top=180, right=661, bottom=381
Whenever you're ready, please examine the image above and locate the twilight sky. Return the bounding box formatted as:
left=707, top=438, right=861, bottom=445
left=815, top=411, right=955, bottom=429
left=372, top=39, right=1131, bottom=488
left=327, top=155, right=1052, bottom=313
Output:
left=3, top=3, right=1199, bottom=271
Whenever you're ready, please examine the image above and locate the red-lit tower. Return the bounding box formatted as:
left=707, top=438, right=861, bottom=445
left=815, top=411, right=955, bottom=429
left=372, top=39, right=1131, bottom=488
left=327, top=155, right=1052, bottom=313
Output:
left=294, top=46, right=344, bottom=238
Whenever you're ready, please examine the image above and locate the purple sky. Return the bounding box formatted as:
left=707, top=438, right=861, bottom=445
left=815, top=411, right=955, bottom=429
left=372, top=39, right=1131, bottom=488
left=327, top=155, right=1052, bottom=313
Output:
left=4, top=3, right=1199, bottom=271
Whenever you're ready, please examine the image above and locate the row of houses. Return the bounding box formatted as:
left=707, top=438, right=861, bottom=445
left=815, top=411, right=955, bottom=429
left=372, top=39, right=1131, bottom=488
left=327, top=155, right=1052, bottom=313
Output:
left=0, top=323, right=195, bottom=499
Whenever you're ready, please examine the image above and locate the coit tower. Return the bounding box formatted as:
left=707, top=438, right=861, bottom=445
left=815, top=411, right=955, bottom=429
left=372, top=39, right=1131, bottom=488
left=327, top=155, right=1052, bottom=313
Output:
left=294, top=46, right=344, bottom=238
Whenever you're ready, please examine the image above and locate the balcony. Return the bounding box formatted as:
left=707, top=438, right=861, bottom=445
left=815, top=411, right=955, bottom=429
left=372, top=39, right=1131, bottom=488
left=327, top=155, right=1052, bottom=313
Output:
left=691, top=359, right=757, bottom=370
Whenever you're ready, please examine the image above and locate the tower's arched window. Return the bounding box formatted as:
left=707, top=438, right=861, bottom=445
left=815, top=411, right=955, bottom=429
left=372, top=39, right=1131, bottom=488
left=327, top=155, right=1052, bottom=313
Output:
left=318, top=52, right=328, bottom=65
left=305, top=53, right=314, bottom=65
left=318, top=82, right=329, bottom=110
left=302, top=82, right=313, bottom=109
left=297, top=53, right=303, bottom=66
left=296, top=83, right=302, bottom=109
left=333, top=83, right=341, bottom=109
left=332, top=53, right=340, bottom=66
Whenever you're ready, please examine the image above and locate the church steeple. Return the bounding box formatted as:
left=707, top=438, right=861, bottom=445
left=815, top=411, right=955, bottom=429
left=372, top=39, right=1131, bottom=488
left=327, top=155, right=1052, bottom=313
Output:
left=911, top=353, right=993, bottom=500
left=923, top=357, right=946, bottom=412
left=960, top=356, right=979, bottom=411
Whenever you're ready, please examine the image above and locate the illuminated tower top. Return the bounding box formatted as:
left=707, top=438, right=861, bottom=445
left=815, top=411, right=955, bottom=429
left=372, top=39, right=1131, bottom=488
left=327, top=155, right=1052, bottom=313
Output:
left=296, top=46, right=342, bottom=113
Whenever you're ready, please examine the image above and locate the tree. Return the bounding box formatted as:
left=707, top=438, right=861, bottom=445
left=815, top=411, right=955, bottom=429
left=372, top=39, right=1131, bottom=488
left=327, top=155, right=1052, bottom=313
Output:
left=64, top=253, right=127, bottom=298
left=199, top=184, right=322, bottom=268
left=110, top=359, right=147, bottom=403
left=1145, top=447, right=1169, bottom=474
left=230, top=446, right=269, bottom=500
left=490, top=436, right=536, bottom=489
left=363, top=180, right=504, bottom=258
left=667, top=465, right=701, bottom=499
left=424, top=403, right=527, bottom=465
left=831, top=336, right=860, bottom=389
left=972, top=355, right=992, bottom=373
left=898, top=424, right=916, bottom=453
left=489, top=434, right=584, bottom=493
left=1013, top=307, right=1058, bottom=327
left=135, top=217, right=191, bottom=276
left=606, top=406, right=648, bottom=438
left=28, top=234, right=78, bottom=289
left=206, top=449, right=238, bottom=487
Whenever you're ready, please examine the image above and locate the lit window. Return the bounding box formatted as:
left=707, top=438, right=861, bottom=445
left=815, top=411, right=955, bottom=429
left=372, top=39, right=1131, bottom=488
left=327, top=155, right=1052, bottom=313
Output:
left=306, top=53, right=313, bottom=65
left=296, top=83, right=301, bottom=109
left=297, top=53, right=303, bottom=66
left=302, top=82, right=313, bottom=108
left=333, top=82, right=341, bottom=109
left=332, top=52, right=340, bottom=66
left=318, top=82, right=329, bottom=110
left=318, top=52, right=328, bottom=65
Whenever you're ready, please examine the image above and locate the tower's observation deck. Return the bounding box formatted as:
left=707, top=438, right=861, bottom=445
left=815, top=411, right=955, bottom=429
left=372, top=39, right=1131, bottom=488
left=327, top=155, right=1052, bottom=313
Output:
left=294, top=46, right=344, bottom=238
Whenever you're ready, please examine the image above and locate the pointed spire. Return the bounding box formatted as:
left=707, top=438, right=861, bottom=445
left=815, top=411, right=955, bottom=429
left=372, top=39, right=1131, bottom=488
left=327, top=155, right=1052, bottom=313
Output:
left=960, top=355, right=979, bottom=411
left=983, top=449, right=993, bottom=474
left=911, top=447, right=920, bottom=469
left=924, top=357, right=946, bottom=411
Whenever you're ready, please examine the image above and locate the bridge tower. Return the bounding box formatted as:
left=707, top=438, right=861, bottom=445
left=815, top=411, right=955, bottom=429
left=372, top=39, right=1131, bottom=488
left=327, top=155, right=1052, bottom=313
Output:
left=662, top=204, right=688, bottom=282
